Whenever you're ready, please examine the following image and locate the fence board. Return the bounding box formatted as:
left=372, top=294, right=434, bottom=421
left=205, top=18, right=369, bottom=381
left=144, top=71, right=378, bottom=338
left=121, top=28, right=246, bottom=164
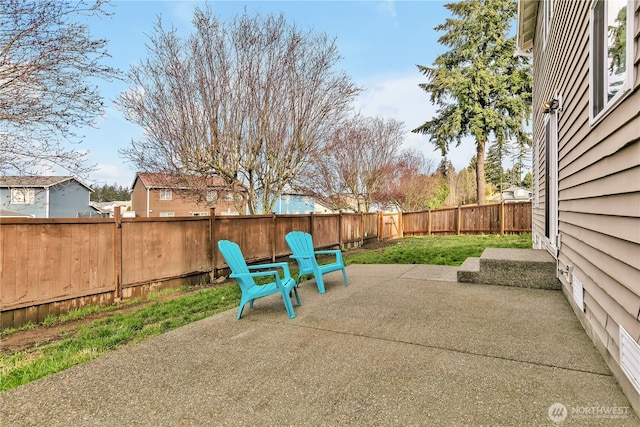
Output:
left=121, top=218, right=210, bottom=286
left=431, top=208, right=457, bottom=234
left=1, top=221, right=115, bottom=311
left=363, top=213, right=378, bottom=241
left=403, top=210, right=430, bottom=235
left=311, top=214, right=341, bottom=248
left=0, top=225, right=17, bottom=307
left=341, top=213, right=363, bottom=247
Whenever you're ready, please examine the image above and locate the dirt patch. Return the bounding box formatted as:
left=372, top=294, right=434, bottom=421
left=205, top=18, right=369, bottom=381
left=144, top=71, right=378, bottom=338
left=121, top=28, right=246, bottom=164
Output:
left=0, top=285, right=217, bottom=355
left=0, top=239, right=396, bottom=356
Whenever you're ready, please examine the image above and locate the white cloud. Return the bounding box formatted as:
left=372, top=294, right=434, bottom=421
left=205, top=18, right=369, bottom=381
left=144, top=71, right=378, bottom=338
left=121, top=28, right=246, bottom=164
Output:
left=376, top=0, right=398, bottom=25
left=353, top=71, right=475, bottom=171
left=90, top=163, right=135, bottom=188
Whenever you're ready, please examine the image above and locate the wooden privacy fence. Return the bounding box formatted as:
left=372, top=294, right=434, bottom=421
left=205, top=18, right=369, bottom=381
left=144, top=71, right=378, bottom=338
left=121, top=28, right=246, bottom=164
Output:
left=0, top=202, right=531, bottom=328
left=402, top=202, right=532, bottom=235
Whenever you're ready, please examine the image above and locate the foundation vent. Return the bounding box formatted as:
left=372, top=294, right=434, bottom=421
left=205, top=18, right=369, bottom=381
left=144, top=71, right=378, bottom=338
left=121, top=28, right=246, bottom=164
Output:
left=620, top=325, right=640, bottom=395
left=571, top=273, right=584, bottom=311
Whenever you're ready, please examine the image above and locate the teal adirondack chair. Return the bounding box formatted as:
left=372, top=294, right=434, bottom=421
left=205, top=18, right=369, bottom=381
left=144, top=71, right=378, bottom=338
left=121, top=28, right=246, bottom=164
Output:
left=218, top=240, right=301, bottom=319
left=285, top=231, right=348, bottom=294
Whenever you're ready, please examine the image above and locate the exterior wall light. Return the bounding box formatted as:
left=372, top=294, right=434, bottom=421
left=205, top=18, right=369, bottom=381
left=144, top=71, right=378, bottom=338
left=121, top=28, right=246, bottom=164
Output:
left=541, top=95, right=562, bottom=113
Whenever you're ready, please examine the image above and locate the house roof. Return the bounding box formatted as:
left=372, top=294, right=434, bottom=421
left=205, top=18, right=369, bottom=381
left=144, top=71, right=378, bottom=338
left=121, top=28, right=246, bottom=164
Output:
left=0, top=176, right=93, bottom=192
left=0, top=208, right=34, bottom=217
left=517, top=0, right=538, bottom=51
left=132, top=172, right=227, bottom=190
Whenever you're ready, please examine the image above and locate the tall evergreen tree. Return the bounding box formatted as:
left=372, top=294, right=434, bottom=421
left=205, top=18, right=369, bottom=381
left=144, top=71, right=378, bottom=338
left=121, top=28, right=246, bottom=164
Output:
left=412, top=0, right=532, bottom=204
left=485, top=141, right=505, bottom=189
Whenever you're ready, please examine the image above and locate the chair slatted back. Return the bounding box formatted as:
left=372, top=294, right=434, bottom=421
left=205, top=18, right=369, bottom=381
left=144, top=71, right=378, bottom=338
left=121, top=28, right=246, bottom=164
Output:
left=285, top=231, right=317, bottom=272
left=218, top=240, right=255, bottom=290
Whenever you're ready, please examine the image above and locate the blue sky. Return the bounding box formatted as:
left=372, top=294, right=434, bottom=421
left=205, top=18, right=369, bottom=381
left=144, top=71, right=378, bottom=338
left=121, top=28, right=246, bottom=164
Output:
left=80, top=0, right=477, bottom=187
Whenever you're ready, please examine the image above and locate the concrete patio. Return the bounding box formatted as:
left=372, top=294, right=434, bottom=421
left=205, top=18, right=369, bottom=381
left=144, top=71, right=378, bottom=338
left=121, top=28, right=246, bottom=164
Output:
left=1, top=264, right=637, bottom=426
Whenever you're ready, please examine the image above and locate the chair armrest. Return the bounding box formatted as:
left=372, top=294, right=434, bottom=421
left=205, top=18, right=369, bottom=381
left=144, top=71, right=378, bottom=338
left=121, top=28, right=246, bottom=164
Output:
left=314, top=250, right=343, bottom=262
left=231, top=269, right=289, bottom=288
left=247, top=262, right=292, bottom=278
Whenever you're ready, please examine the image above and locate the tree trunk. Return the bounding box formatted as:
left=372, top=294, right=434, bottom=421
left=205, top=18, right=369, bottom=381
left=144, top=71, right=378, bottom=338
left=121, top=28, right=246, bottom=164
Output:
left=476, top=141, right=487, bottom=205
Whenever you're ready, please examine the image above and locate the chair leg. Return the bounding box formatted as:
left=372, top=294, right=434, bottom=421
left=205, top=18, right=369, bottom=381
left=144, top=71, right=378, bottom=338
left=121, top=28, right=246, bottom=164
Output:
left=237, top=303, right=245, bottom=319
left=315, top=274, right=326, bottom=294
left=292, top=286, right=301, bottom=306
left=341, top=268, right=348, bottom=286
left=280, top=291, right=296, bottom=319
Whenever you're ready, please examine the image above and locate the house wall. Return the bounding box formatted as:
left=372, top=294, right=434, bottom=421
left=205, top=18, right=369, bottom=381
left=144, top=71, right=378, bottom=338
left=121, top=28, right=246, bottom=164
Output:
left=130, top=180, right=148, bottom=216
left=148, top=188, right=213, bottom=217
left=0, top=188, right=46, bottom=217
left=130, top=179, right=242, bottom=217
left=256, top=194, right=315, bottom=214
left=530, top=0, right=639, bottom=410
left=49, top=181, right=92, bottom=218
left=0, top=181, right=91, bottom=218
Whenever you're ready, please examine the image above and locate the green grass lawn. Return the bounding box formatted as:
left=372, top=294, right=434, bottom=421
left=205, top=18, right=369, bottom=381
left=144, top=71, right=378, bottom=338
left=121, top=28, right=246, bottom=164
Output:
left=345, top=233, right=532, bottom=266
left=0, top=233, right=531, bottom=392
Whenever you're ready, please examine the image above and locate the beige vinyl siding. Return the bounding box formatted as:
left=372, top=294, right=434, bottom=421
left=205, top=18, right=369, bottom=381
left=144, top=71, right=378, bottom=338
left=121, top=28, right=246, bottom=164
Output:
left=528, top=0, right=640, bottom=409
left=636, top=1, right=640, bottom=87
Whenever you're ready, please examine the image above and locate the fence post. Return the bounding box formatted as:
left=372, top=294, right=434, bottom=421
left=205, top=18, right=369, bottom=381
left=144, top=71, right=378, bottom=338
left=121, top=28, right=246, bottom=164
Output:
left=456, top=206, right=461, bottom=235
left=309, top=212, right=314, bottom=235
left=338, top=211, right=343, bottom=249
left=209, top=208, right=216, bottom=279
left=398, top=212, right=404, bottom=238
left=427, top=210, right=432, bottom=236
left=377, top=211, right=382, bottom=241
left=272, top=213, right=277, bottom=262
left=114, top=206, right=122, bottom=302
left=360, top=211, right=364, bottom=247
left=500, top=202, right=505, bottom=235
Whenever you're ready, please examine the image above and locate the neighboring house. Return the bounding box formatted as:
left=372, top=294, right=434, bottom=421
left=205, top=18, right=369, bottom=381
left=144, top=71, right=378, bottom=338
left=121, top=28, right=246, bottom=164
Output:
left=314, top=201, right=337, bottom=214
left=517, top=0, right=639, bottom=413
left=0, top=208, right=34, bottom=218
left=491, top=185, right=533, bottom=203
left=255, top=193, right=316, bottom=214
left=90, top=201, right=132, bottom=218
left=130, top=172, right=246, bottom=217
left=0, top=176, right=94, bottom=218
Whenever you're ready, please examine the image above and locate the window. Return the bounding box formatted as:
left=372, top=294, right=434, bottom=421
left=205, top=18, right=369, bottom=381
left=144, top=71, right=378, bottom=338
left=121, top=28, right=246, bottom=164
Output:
left=590, top=0, right=632, bottom=122
left=206, top=190, right=217, bottom=202
left=159, top=189, right=172, bottom=200
left=10, top=188, right=35, bottom=204
left=159, top=212, right=174, bottom=217
left=224, top=193, right=234, bottom=202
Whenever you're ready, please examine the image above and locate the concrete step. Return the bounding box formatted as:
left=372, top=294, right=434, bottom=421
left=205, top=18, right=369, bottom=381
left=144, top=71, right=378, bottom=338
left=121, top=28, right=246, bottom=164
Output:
left=457, top=257, right=480, bottom=283
left=457, top=248, right=560, bottom=290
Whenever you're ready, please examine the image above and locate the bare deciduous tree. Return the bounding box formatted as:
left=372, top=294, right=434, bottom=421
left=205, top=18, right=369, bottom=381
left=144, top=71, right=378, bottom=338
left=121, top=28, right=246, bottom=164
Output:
left=375, top=149, right=446, bottom=212
left=118, top=7, right=361, bottom=214
left=302, top=116, right=404, bottom=213
left=0, top=0, right=119, bottom=177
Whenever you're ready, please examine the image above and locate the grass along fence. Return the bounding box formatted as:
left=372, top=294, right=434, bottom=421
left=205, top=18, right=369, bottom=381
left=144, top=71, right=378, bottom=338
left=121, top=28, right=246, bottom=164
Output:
left=0, top=202, right=531, bottom=329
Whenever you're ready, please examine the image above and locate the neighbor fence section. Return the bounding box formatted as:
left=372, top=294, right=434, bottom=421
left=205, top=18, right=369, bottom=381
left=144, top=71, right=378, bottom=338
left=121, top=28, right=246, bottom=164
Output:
left=119, top=215, right=212, bottom=299
left=402, top=202, right=532, bottom=236
left=0, top=202, right=530, bottom=329
left=0, top=218, right=116, bottom=327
